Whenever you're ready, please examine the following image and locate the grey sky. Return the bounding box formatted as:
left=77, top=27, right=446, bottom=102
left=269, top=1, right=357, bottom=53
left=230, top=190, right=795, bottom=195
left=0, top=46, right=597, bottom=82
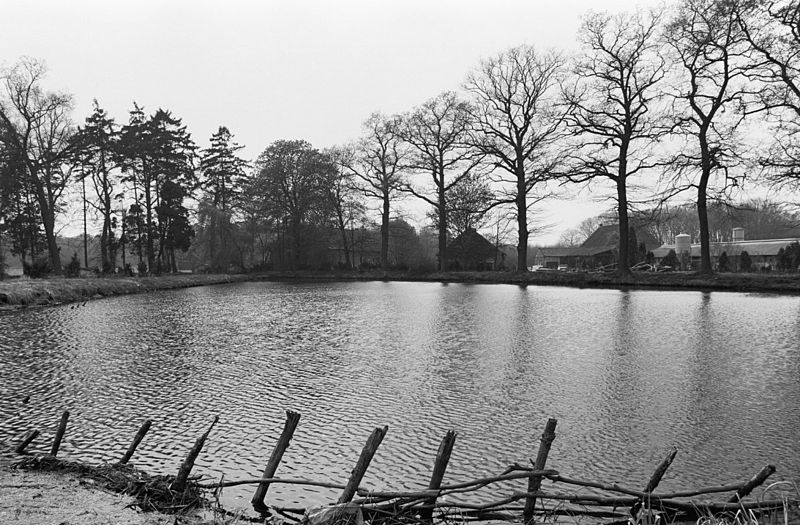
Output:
left=4, top=0, right=666, bottom=243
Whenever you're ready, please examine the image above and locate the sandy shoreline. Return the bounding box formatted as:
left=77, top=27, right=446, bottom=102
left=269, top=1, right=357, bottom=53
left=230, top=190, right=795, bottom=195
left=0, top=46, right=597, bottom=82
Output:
left=0, top=466, right=176, bottom=525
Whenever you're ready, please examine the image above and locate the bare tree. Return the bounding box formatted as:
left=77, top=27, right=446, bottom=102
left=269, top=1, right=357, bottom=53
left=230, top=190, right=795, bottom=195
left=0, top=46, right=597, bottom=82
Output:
left=465, top=46, right=569, bottom=272
left=425, top=171, right=494, bottom=238
left=325, top=147, right=364, bottom=269
left=563, top=9, right=667, bottom=275
left=665, top=0, right=752, bottom=274
left=736, top=0, right=800, bottom=184
left=345, top=113, right=406, bottom=270
left=0, top=58, right=75, bottom=273
left=397, top=91, right=483, bottom=271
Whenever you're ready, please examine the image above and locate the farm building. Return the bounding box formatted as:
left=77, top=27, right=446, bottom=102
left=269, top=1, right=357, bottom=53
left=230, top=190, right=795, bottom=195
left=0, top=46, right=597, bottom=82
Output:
left=652, top=228, right=800, bottom=271
left=447, top=228, right=506, bottom=271
left=533, top=224, right=660, bottom=270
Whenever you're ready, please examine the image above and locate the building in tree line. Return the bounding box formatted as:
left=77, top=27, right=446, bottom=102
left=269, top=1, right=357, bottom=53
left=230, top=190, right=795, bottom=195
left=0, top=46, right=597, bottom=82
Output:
left=652, top=228, right=800, bottom=271
left=446, top=228, right=506, bottom=271
left=533, top=224, right=660, bottom=270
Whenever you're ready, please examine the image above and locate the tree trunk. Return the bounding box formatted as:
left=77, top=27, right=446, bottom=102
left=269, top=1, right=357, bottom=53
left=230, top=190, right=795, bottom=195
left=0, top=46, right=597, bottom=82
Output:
left=438, top=183, right=448, bottom=272
left=337, top=208, right=352, bottom=269
left=698, top=135, right=713, bottom=275
left=292, top=216, right=302, bottom=270
left=380, top=193, right=390, bottom=270
left=516, top=168, right=528, bottom=272
left=144, top=165, right=155, bottom=273
left=42, top=210, right=62, bottom=274
left=617, top=180, right=630, bottom=276
left=697, top=182, right=711, bottom=274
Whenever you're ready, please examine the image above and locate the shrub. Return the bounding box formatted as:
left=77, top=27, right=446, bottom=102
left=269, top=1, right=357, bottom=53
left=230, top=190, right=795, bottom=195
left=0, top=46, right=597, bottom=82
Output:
left=739, top=250, right=752, bottom=272
left=23, top=256, right=52, bottom=279
left=65, top=252, right=81, bottom=278
left=137, top=261, right=148, bottom=275
left=661, top=249, right=679, bottom=268
left=718, top=251, right=729, bottom=272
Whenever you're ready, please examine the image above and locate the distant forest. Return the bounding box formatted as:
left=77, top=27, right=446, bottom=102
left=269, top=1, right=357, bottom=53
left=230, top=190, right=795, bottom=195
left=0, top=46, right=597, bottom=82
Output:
left=3, top=0, right=800, bottom=276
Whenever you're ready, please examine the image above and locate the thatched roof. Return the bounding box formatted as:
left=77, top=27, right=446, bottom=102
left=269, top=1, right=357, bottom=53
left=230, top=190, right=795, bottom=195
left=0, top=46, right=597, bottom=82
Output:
left=448, top=228, right=498, bottom=260
left=581, top=224, right=661, bottom=251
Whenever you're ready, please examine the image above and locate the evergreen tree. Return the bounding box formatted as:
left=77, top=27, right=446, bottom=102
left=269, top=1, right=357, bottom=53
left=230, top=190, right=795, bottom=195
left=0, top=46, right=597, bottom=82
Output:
left=73, top=100, right=121, bottom=272
left=739, top=250, right=752, bottom=272
left=199, top=126, right=248, bottom=270
left=120, top=105, right=197, bottom=273
left=119, top=103, right=148, bottom=266
left=718, top=251, right=730, bottom=272
left=156, top=180, right=194, bottom=272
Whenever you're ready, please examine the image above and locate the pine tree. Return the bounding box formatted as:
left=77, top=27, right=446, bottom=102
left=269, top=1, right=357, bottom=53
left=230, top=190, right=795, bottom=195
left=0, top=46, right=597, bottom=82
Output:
left=73, top=100, right=121, bottom=272
left=120, top=106, right=197, bottom=273
left=199, top=126, right=248, bottom=270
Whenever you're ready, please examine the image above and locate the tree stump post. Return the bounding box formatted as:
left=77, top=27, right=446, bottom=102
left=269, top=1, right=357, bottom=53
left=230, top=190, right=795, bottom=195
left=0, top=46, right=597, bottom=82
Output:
left=728, top=465, right=776, bottom=503
left=631, top=447, right=678, bottom=516
left=171, top=416, right=219, bottom=493
left=251, top=410, right=301, bottom=513
left=120, top=419, right=152, bottom=465
left=523, top=418, right=557, bottom=524
left=14, top=429, right=40, bottom=454
left=421, top=430, right=457, bottom=521
left=338, top=426, right=388, bottom=504
left=50, top=411, right=70, bottom=457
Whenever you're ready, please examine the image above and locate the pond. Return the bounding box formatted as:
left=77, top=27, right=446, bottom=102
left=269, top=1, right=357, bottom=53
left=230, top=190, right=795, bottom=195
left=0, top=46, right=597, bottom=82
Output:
left=0, top=281, right=798, bottom=511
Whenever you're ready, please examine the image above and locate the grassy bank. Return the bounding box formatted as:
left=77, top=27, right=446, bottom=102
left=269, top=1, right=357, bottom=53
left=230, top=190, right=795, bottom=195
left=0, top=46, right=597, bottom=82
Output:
left=255, top=268, right=800, bottom=294
left=2, top=269, right=799, bottom=308
left=0, top=273, right=249, bottom=308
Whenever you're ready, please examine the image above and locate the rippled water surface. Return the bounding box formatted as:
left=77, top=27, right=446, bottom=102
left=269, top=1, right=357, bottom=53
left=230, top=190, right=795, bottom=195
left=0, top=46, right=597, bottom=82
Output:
left=1, top=281, right=799, bottom=510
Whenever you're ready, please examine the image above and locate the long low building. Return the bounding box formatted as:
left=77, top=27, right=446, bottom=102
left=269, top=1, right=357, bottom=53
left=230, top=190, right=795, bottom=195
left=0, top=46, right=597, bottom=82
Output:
left=653, top=228, right=800, bottom=270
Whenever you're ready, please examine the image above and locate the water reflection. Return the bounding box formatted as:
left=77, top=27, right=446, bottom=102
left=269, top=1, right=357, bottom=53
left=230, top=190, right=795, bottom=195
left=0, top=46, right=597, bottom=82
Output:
left=1, top=282, right=798, bottom=512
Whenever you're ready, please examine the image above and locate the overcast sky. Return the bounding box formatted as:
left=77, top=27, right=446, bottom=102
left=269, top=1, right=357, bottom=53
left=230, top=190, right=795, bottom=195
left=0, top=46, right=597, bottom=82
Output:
left=4, top=0, right=668, bottom=243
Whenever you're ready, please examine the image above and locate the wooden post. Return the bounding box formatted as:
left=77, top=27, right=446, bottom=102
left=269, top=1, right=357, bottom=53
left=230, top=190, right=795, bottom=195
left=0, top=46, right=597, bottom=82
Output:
left=120, top=419, right=152, bottom=465
left=171, top=416, right=219, bottom=493
left=14, top=430, right=40, bottom=454
left=523, top=418, right=557, bottom=524
left=338, top=426, right=388, bottom=504
left=631, top=447, right=678, bottom=516
left=251, top=410, right=301, bottom=513
left=421, top=430, right=457, bottom=521
left=50, top=411, right=70, bottom=457
left=728, top=465, right=776, bottom=503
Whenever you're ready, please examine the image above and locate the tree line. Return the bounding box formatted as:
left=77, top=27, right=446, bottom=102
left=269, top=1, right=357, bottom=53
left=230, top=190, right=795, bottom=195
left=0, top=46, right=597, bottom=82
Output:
left=3, top=0, right=800, bottom=277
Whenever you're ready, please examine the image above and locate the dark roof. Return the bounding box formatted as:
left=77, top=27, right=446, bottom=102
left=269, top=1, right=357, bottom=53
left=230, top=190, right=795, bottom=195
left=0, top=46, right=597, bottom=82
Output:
left=581, top=224, right=660, bottom=251
left=448, top=228, right=498, bottom=259
left=536, top=246, right=614, bottom=257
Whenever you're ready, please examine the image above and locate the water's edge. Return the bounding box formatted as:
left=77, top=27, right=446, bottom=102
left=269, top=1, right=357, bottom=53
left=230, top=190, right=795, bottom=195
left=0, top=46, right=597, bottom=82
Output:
left=2, top=269, right=800, bottom=309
